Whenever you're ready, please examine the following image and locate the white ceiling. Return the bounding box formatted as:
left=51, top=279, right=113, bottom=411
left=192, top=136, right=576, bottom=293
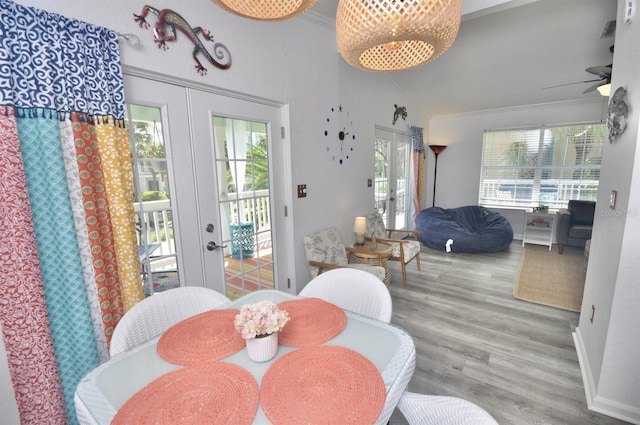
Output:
left=306, top=0, right=618, bottom=120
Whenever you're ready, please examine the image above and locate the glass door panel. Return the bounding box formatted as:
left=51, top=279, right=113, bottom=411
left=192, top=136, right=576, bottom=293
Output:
left=374, top=138, right=390, bottom=220
left=212, top=117, right=275, bottom=299
left=374, top=127, right=412, bottom=229
left=395, top=141, right=411, bottom=228
left=126, top=104, right=180, bottom=296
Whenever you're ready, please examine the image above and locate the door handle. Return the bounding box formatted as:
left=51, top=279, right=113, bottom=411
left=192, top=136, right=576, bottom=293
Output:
left=206, top=241, right=227, bottom=251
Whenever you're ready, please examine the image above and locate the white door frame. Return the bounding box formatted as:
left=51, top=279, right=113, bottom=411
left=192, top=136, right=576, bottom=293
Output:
left=123, top=67, right=295, bottom=294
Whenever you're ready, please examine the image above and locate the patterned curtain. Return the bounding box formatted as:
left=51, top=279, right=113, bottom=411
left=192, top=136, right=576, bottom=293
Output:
left=410, top=126, right=425, bottom=222
left=0, top=1, right=143, bottom=423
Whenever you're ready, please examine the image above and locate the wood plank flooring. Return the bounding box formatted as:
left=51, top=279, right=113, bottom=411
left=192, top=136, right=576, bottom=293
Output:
left=386, top=241, right=629, bottom=425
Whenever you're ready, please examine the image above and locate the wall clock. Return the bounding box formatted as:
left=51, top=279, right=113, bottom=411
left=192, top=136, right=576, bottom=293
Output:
left=324, top=105, right=356, bottom=164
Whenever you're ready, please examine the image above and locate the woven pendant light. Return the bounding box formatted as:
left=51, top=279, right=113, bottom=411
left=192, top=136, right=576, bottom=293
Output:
left=211, top=0, right=317, bottom=21
left=336, top=0, right=462, bottom=72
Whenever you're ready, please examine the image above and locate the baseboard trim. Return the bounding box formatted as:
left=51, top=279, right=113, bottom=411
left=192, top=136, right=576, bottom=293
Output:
left=573, top=329, right=640, bottom=424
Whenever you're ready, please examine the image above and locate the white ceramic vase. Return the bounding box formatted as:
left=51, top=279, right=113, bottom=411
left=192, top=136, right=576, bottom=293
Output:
left=246, top=332, right=279, bottom=362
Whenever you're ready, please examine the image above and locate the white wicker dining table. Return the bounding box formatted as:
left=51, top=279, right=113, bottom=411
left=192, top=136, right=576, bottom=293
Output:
left=74, top=289, right=416, bottom=425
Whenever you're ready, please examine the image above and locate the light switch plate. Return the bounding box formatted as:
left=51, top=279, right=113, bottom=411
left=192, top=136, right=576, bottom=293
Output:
left=297, top=184, right=307, bottom=198
left=610, top=190, right=617, bottom=209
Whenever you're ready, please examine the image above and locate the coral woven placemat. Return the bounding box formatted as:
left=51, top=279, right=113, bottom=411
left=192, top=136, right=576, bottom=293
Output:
left=261, top=345, right=386, bottom=424
left=157, top=309, right=244, bottom=365
left=112, top=361, right=258, bottom=425
left=277, top=298, right=347, bottom=346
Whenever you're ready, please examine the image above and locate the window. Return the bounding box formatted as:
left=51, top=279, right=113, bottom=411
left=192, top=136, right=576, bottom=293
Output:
left=479, top=123, right=605, bottom=210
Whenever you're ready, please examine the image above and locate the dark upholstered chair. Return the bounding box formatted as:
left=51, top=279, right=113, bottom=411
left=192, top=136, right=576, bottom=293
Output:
left=556, top=200, right=595, bottom=254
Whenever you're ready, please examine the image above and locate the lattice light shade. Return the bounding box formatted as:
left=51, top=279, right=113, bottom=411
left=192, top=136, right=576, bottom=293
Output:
left=211, top=0, right=317, bottom=20
left=336, top=0, right=462, bottom=72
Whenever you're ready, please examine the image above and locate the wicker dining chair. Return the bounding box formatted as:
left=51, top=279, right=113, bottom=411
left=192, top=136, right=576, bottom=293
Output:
left=391, top=392, right=499, bottom=425
left=299, top=268, right=393, bottom=323
left=109, top=286, right=230, bottom=357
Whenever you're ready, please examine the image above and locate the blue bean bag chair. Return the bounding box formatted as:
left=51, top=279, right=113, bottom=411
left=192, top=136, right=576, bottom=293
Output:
left=416, top=206, right=513, bottom=253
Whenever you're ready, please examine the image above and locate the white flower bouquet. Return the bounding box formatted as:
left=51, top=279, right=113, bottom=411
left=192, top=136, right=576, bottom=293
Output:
left=233, top=300, right=290, bottom=340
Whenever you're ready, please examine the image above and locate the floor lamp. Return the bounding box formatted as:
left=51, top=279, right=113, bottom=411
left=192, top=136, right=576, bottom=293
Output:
left=428, top=145, right=447, bottom=207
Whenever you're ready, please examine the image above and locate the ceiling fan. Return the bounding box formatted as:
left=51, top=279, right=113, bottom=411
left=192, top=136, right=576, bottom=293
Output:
left=544, top=64, right=612, bottom=94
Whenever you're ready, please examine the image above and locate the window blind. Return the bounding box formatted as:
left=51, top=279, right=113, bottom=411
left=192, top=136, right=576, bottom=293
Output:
left=478, top=123, right=605, bottom=210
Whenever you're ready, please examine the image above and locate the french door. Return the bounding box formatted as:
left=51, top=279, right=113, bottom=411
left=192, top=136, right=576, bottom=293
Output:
left=190, top=89, right=290, bottom=299
left=124, top=74, right=290, bottom=298
left=374, top=126, right=412, bottom=229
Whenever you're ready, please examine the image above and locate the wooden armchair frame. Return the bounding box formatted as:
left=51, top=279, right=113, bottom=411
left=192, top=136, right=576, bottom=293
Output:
left=366, top=212, right=422, bottom=284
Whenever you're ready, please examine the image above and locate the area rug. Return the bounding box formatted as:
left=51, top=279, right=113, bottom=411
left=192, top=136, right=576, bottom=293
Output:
left=514, top=245, right=585, bottom=312
left=145, top=271, right=180, bottom=296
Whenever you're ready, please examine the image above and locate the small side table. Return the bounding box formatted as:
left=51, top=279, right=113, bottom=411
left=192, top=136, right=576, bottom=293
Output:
left=522, top=211, right=556, bottom=251
left=349, top=240, right=393, bottom=285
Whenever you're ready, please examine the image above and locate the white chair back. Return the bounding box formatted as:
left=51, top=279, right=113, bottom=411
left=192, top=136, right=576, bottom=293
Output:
left=299, top=268, right=392, bottom=322
left=109, top=286, right=230, bottom=356
left=396, top=392, right=499, bottom=425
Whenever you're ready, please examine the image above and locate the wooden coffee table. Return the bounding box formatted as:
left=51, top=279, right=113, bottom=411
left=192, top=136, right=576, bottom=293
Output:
left=349, top=240, right=393, bottom=285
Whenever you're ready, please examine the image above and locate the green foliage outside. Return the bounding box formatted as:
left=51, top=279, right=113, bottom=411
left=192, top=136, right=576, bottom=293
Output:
left=502, top=125, right=605, bottom=179
left=134, top=121, right=165, bottom=159
left=149, top=228, right=173, bottom=243
left=142, top=191, right=168, bottom=202
left=226, top=135, right=269, bottom=192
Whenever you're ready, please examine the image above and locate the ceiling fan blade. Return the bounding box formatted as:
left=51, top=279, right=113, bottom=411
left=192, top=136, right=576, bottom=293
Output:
left=585, top=65, right=612, bottom=78
left=543, top=78, right=603, bottom=90
left=583, top=82, right=604, bottom=94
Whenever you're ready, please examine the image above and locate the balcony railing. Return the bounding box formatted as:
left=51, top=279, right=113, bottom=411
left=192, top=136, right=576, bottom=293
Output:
left=479, top=179, right=599, bottom=210
left=135, top=190, right=272, bottom=271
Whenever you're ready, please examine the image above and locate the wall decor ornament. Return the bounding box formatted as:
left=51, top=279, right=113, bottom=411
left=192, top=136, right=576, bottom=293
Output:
left=393, top=104, right=407, bottom=125
left=324, top=105, right=356, bottom=164
left=607, top=86, right=628, bottom=143
left=134, top=5, right=232, bottom=76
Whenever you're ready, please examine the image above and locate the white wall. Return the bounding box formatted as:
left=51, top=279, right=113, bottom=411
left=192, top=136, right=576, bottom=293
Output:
left=290, top=57, right=420, bottom=288
left=427, top=97, right=607, bottom=236
left=573, top=0, right=640, bottom=422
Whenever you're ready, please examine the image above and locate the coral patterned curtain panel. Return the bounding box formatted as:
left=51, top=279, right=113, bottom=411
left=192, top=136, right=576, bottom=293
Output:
left=0, top=1, right=143, bottom=423
left=411, top=126, right=425, bottom=221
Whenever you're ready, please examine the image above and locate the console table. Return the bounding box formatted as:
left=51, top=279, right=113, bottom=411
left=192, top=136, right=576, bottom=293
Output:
left=522, top=211, right=556, bottom=251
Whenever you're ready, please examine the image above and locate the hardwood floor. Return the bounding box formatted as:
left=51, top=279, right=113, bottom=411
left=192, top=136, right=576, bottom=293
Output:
left=386, top=241, right=629, bottom=425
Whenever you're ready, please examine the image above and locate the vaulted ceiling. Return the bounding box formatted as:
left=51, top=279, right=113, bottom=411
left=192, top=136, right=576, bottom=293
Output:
left=307, top=0, right=618, bottom=120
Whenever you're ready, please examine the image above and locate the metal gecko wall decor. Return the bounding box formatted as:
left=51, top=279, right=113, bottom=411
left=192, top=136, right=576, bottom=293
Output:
left=133, top=5, right=232, bottom=76
left=393, top=104, right=407, bottom=125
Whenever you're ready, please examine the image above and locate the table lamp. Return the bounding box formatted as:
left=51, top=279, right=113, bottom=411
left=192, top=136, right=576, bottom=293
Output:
left=354, top=216, right=367, bottom=245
